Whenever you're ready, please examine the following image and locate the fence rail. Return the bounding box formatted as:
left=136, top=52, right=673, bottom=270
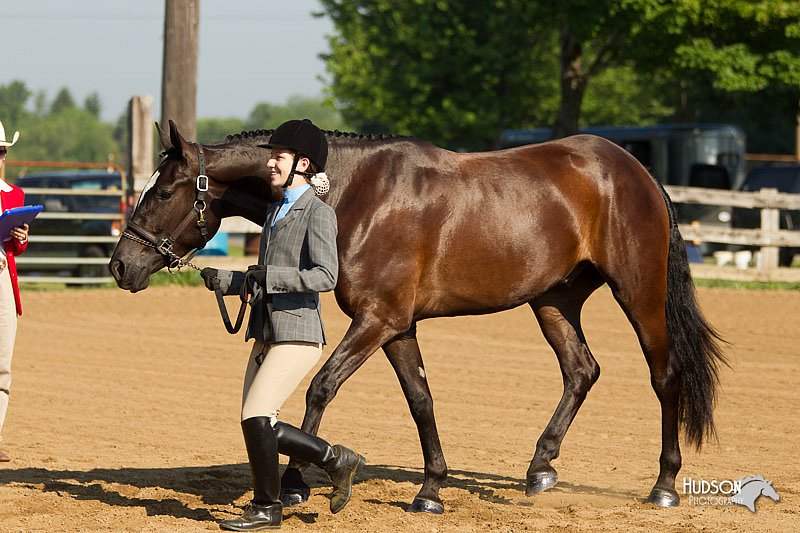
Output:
left=7, top=160, right=127, bottom=284
left=664, top=185, right=800, bottom=280
left=664, top=186, right=800, bottom=210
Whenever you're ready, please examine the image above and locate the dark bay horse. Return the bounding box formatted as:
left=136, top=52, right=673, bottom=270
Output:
left=109, top=121, right=725, bottom=513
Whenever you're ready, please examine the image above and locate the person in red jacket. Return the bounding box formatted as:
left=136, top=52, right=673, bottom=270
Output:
left=0, top=120, right=29, bottom=462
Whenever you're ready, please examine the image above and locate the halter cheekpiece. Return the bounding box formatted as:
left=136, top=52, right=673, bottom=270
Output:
left=121, top=143, right=210, bottom=271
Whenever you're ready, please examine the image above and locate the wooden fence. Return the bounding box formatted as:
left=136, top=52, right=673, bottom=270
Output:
left=7, top=161, right=127, bottom=285
left=664, top=186, right=800, bottom=282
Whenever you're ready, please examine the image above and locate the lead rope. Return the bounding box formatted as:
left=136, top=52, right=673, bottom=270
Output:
left=210, top=272, right=254, bottom=334
left=213, top=205, right=279, bottom=335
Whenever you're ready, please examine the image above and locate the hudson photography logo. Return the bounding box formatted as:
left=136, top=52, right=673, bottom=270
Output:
left=682, top=475, right=781, bottom=512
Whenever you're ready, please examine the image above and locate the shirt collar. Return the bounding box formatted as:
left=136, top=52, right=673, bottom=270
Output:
left=0, top=178, right=12, bottom=192
left=283, top=183, right=311, bottom=203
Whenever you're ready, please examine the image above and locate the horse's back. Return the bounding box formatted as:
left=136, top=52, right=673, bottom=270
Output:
left=334, top=134, right=671, bottom=317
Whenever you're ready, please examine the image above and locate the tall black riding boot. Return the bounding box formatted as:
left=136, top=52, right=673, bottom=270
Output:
left=220, top=417, right=282, bottom=531
left=275, top=422, right=365, bottom=514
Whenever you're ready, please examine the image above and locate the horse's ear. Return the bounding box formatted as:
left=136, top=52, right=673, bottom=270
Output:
left=155, top=122, right=172, bottom=152
left=167, top=119, right=192, bottom=160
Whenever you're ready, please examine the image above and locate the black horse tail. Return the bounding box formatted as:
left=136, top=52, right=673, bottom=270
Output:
left=655, top=181, right=728, bottom=449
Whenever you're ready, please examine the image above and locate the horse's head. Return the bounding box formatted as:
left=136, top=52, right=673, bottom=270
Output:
left=761, top=480, right=780, bottom=502
left=110, top=120, right=272, bottom=292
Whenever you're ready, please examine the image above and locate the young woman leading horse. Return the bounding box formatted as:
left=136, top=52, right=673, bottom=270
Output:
left=110, top=121, right=726, bottom=514
left=201, top=119, right=365, bottom=531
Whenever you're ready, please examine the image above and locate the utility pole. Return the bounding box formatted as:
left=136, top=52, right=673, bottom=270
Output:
left=161, top=0, right=200, bottom=141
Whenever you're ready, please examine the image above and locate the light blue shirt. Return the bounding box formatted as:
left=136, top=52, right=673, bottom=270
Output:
left=271, top=183, right=311, bottom=229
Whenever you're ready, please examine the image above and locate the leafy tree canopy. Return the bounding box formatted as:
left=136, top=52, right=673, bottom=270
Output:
left=1, top=81, right=120, bottom=179
left=50, top=87, right=76, bottom=115
left=0, top=81, right=31, bottom=126
left=83, top=92, right=103, bottom=118
left=197, top=95, right=349, bottom=144
left=244, top=95, right=349, bottom=132
left=320, top=0, right=557, bottom=149
left=319, top=0, right=800, bottom=149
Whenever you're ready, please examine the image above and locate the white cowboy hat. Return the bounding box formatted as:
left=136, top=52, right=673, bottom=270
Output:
left=0, top=120, right=20, bottom=147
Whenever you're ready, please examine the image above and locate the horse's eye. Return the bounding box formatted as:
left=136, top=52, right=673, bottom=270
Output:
left=158, top=189, right=173, bottom=200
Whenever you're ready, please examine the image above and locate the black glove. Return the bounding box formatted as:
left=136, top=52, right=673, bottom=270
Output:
left=246, top=264, right=267, bottom=288
left=200, top=267, right=219, bottom=291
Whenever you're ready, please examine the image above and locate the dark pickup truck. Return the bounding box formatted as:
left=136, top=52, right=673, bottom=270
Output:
left=13, top=171, right=125, bottom=278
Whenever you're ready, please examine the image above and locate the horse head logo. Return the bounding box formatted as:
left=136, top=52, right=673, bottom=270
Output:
left=730, top=475, right=780, bottom=513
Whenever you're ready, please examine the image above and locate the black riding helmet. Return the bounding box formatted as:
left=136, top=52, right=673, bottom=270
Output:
left=261, top=119, right=328, bottom=188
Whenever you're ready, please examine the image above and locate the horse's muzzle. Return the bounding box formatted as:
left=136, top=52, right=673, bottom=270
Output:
left=108, top=258, right=151, bottom=293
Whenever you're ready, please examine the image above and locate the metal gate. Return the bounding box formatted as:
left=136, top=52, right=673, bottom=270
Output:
left=5, top=160, right=128, bottom=285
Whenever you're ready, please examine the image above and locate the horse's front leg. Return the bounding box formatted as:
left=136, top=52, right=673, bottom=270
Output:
left=282, top=311, right=409, bottom=503
left=526, top=274, right=603, bottom=496
left=382, top=323, right=447, bottom=514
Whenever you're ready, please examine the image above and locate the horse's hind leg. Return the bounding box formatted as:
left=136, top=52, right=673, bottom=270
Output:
left=607, top=274, right=681, bottom=506
left=526, top=269, right=603, bottom=495
left=382, top=323, right=447, bottom=514
left=282, top=311, right=410, bottom=504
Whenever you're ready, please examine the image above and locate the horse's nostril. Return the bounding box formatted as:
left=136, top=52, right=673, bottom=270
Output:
left=109, top=259, right=125, bottom=281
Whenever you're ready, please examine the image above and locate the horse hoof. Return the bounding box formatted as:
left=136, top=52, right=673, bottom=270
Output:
left=280, top=487, right=310, bottom=507
left=525, top=469, right=558, bottom=496
left=645, top=488, right=680, bottom=507
left=407, top=497, right=444, bottom=514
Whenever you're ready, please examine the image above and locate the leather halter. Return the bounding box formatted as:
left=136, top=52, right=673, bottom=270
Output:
left=122, top=143, right=211, bottom=271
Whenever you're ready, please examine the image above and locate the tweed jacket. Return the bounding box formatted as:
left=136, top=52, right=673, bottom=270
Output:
left=219, top=188, right=338, bottom=344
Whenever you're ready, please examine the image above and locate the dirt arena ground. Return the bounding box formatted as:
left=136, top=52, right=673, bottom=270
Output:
left=0, top=284, right=797, bottom=532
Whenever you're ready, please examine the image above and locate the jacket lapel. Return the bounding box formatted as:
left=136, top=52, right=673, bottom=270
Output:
left=260, top=203, right=281, bottom=264
left=272, top=188, right=315, bottom=234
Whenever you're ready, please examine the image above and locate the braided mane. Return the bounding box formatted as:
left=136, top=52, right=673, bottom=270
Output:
left=220, top=128, right=410, bottom=146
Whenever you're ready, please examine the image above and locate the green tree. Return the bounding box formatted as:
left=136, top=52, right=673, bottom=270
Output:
left=581, top=67, right=674, bottom=126
left=14, top=107, right=119, bottom=163
left=319, top=0, right=800, bottom=147
left=0, top=82, right=120, bottom=175
left=197, top=117, right=246, bottom=143
left=319, top=0, right=557, bottom=149
left=32, top=90, right=48, bottom=116
left=662, top=0, right=800, bottom=93
left=50, top=87, right=76, bottom=115
left=531, top=0, right=800, bottom=137
left=0, top=80, right=32, bottom=126
left=245, top=95, right=349, bottom=132
left=84, top=92, right=102, bottom=118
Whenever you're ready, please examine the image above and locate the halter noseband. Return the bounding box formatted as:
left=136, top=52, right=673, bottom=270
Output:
left=122, top=143, right=211, bottom=271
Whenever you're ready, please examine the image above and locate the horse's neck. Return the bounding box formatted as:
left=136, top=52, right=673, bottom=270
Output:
left=210, top=145, right=275, bottom=225
left=219, top=177, right=275, bottom=226
left=323, top=139, right=406, bottom=212
left=219, top=137, right=421, bottom=220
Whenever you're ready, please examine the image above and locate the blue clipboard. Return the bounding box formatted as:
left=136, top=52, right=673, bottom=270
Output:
left=0, top=204, right=44, bottom=241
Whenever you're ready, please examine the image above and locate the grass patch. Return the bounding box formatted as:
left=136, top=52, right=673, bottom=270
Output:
left=694, top=278, right=800, bottom=291
left=19, top=269, right=204, bottom=291
left=145, top=269, right=203, bottom=287
left=148, top=270, right=204, bottom=287
left=19, top=282, right=73, bottom=291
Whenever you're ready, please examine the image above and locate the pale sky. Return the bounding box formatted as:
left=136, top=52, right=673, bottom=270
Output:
left=3, top=0, right=333, bottom=122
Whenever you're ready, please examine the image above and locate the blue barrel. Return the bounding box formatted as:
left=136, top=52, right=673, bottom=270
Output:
left=198, top=231, right=229, bottom=256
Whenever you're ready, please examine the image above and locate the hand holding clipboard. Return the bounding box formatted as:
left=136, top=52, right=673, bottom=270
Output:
left=0, top=204, right=43, bottom=242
